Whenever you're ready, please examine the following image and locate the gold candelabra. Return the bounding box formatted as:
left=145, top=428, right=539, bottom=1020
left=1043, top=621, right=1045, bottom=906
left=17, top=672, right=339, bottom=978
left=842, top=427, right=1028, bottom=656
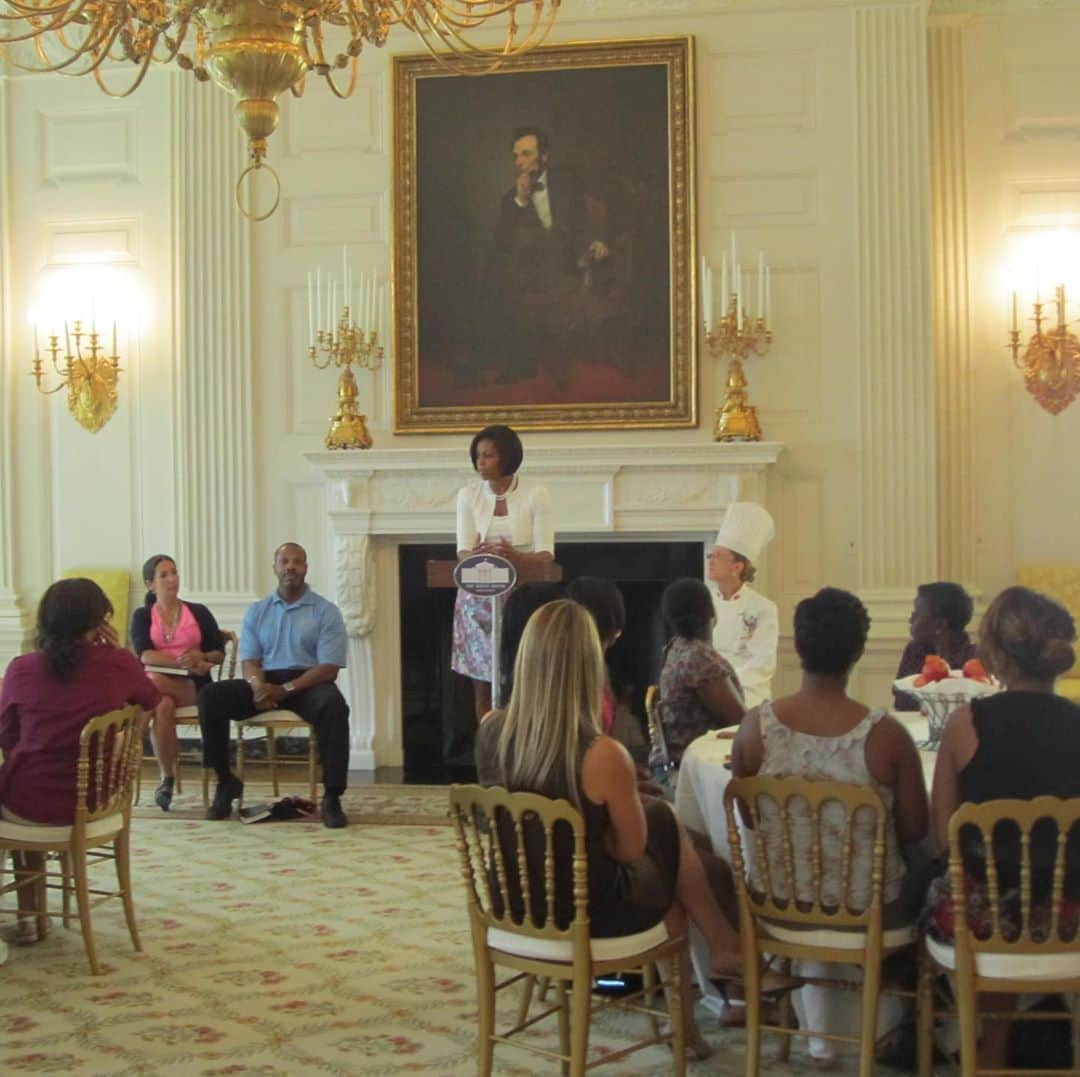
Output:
left=702, top=236, right=772, bottom=441
left=309, top=257, right=383, bottom=449
left=1008, top=284, right=1080, bottom=415
left=31, top=320, right=122, bottom=433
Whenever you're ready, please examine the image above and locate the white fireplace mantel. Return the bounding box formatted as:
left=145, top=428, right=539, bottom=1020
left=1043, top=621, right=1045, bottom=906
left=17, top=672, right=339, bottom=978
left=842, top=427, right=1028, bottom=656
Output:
left=305, top=441, right=783, bottom=769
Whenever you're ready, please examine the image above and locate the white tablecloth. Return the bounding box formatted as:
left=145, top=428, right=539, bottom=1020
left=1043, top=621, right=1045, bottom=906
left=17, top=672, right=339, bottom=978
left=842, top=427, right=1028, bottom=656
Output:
left=674, top=719, right=934, bottom=1058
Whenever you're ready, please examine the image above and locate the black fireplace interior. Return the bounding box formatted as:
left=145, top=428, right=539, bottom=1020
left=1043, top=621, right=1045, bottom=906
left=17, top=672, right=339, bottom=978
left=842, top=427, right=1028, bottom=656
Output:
left=398, top=540, right=704, bottom=783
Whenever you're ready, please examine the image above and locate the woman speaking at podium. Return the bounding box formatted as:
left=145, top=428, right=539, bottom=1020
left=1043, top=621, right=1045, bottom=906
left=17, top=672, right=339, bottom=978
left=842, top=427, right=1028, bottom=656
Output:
left=453, top=424, right=554, bottom=720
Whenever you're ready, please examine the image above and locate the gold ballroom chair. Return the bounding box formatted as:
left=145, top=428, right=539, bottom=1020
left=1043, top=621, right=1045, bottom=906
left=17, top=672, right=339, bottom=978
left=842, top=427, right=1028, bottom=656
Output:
left=724, top=775, right=918, bottom=1077
left=136, top=630, right=238, bottom=807
left=0, top=705, right=145, bottom=974
left=235, top=709, right=321, bottom=803
left=450, top=784, right=690, bottom=1076
left=918, top=796, right=1080, bottom=1077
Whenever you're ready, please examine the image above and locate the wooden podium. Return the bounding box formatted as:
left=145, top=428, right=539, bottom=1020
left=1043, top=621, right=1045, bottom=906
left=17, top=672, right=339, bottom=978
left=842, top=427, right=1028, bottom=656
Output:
left=426, top=557, right=564, bottom=706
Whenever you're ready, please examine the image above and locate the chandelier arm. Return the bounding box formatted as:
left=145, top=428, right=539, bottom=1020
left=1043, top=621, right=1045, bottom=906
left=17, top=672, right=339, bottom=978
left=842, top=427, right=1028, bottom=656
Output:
left=91, top=46, right=156, bottom=97
left=289, top=72, right=307, bottom=97
left=402, top=4, right=555, bottom=67
left=319, top=55, right=359, bottom=100
left=13, top=17, right=120, bottom=75
left=35, top=379, right=69, bottom=396
left=0, top=2, right=95, bottom=47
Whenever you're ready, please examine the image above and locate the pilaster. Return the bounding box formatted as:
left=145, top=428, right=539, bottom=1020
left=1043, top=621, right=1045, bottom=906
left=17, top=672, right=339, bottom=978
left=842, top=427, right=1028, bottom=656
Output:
left=0, top=74, right=27, bottom=664
left=929, top=21, right=976, bottom=588
left=854, top=2, right=938, bottom=636
left=172, top=79, right=258, bottom=628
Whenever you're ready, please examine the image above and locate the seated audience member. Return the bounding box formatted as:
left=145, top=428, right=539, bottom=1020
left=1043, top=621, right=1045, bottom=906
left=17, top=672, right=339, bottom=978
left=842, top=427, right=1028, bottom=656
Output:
left=567, top=576, right=626, bottom=734
left=732, top=588, right=929, bottom=925
left=198, top=542, right=351, bottom=828
left=475, top=600, right=759, bottom=998
left=926, top=586, right=1080, bottom=1071
left=496, top=582, right=566, bottom=705
left=131, top=554, right=225, bottom=811
left=0, top=578, right=160, bottom=941
left=709, top=502, right=779, bottom=707
left=894, top=581, right=977, bottom=711
left=658, top=578, right=745, bottom=768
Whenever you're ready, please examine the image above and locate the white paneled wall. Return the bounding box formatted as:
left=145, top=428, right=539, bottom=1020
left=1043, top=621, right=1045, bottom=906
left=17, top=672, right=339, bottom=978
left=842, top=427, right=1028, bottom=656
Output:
left=3, top=1, right=1079, bottom=761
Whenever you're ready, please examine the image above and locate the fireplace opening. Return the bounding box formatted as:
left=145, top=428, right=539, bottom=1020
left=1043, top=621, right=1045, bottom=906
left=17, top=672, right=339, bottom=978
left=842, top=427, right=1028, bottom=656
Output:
left=398, top=540, right=704, bottom=784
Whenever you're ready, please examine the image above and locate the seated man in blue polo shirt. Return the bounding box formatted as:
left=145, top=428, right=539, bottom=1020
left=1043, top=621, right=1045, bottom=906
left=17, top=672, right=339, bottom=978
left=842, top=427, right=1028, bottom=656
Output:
left=198, top=542, right=351, bottom=828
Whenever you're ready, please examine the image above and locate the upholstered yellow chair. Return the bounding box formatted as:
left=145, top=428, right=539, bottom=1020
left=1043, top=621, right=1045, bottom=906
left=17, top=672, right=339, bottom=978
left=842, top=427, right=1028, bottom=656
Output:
left=724, top=775, right=917, bottom=1077
left=919, top=796, right=1080, bottom=1077
left=0, top=705, right=144, bottom=974
left=1017, top=565, right=1080, bottom=701
left=450, top=783, right=689, bottom=1076
left=61, top=567, right=130, bottom=645
left=135, top=630, right=238, bottom=807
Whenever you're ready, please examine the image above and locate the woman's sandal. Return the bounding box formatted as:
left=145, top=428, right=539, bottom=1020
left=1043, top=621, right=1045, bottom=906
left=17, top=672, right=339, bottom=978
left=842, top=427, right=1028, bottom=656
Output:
left=709, top=966, right=803, bottom=1001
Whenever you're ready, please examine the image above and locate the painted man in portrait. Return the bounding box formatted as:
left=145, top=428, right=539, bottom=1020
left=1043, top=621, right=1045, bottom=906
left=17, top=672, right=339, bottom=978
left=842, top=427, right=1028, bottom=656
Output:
left=487, top=126, right=616, bottom=384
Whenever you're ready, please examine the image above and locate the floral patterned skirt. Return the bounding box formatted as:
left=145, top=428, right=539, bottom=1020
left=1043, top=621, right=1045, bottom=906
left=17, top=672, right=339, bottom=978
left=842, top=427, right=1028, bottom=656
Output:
left=451, top=590, right=509, bottom=681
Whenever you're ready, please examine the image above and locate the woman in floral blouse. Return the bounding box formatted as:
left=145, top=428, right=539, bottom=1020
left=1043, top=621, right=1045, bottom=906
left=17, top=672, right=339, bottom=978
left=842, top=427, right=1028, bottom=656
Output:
left=657, top=577, right=745, bottom=767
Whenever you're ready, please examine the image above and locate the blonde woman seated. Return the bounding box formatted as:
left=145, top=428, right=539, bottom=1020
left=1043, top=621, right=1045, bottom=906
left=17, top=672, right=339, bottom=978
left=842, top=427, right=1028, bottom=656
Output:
left=475, top=600, right=754, bottom=1008
left=131, top=554, right=224, bottom=811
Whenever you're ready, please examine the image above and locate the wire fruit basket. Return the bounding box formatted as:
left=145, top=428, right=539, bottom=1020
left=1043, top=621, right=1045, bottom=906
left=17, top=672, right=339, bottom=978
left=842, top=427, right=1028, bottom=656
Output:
left=893, top=673, right=998, bottom=749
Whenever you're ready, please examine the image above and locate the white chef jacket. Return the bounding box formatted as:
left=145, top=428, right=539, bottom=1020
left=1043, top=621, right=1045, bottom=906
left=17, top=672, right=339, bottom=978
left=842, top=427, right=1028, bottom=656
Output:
left=712, top=584, right=779, bottom=708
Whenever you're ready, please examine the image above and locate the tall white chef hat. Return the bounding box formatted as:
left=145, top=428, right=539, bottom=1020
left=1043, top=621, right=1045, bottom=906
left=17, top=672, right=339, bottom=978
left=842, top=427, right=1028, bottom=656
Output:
left=713, top=502, right=775, bottom=564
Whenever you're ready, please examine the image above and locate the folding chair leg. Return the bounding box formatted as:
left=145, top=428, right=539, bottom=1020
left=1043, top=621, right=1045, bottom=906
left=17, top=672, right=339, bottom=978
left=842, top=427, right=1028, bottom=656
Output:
left=72, top=849, right=101, bottom=975
left=917, top=953, right=935, bottom=1077
left=516, top=974, right=536, bottom=1027
left=744, top=956, right=763, bottom=1077
left=557, top=980, right=571, bottom=1076
left=667, top=950, right=687, bottom=1077
left=476, top=952, right=495, bottom=1077
left=955, top=972, right=978, bottom=1077
left=60, top=852, right=73, bottom=928
left=114, top=829, right=142, bottom=953
left=858, top=958, right=883, bottom=1077
left=777, top=957, right=794, bottom=1063
left=570, top=970, right=591, bottom=1077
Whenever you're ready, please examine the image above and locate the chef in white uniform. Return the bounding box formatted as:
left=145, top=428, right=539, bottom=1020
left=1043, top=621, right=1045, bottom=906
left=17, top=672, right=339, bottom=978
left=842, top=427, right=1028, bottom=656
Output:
left=708, top=501, right=778, bottom=708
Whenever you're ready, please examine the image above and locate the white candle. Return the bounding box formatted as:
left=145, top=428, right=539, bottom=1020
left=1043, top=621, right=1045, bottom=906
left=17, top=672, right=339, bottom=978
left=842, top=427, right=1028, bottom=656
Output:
left=317, top=269, right=322, bottom=331
left=307, top=271, right=314, bottom=340
left=1012, top=290, right=1018, bottom=333
left=64, top=320, right=71, bottom=355
left=700, top=257, right=707, bottom=321
left=736, top=268, right=743, bottom=327
left=342, top=245, right=348, bottom=306
left=757, top=252, right=765, bottom=319
left=34, top=324, right=39, bottom=357
left=90, top=295, right=96, bottom=331
left=331, top=279, right=337, bottom=324
left=765, top=267, right=772, bottom=326
left=378, top=284, right=385, bottom=340
left=112, top=320, right=117, bottom=356
left=730, top=230, right=737, bottom=273
left=720, top=253, right=729, bottom=318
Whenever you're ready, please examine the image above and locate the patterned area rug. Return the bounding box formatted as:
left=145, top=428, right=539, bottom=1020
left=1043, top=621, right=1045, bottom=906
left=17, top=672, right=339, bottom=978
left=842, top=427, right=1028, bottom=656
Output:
left=133, top=778, right=450, bottom=826
left=0, top=813, right=856, bottom=1074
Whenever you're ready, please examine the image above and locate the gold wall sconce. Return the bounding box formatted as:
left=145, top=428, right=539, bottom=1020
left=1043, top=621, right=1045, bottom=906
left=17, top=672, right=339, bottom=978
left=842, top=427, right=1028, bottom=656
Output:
left=701, top=231, right=773, bottom=441
left=31, top=319, right=122, bottom=433
left=1008, top=284, right=1080, bottom=415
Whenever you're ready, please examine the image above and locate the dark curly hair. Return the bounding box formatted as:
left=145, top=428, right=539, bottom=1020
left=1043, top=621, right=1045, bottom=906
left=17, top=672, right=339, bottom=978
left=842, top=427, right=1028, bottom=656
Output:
left=141, top=554, right=175, bottom=608
left=917, top=581, right=974, bottom=633
left=980, top=586, right=1076, bottom=683
left=568, top=577, right=626, bottom=648
left=661, top=577, right=715, bottom=641
left=794, top=587, right=871, bottom=676
left=35, top=577, right=114, bottom=681
left=469, top=425, right=523, bottom=477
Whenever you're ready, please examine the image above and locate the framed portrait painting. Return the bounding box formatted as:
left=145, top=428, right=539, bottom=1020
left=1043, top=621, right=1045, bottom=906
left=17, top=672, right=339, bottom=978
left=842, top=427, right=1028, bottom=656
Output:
left=392, top=36, right=696, bottom=433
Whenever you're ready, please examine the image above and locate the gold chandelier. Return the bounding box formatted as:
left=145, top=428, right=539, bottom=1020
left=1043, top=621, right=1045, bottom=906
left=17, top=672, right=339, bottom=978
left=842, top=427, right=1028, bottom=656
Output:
left=1, top=0, right=560, bottom=218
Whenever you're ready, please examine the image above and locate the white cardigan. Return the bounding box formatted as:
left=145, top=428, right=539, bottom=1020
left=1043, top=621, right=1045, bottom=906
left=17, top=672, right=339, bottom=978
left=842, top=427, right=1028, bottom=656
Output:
left=455, top=476, right=554, bottom=554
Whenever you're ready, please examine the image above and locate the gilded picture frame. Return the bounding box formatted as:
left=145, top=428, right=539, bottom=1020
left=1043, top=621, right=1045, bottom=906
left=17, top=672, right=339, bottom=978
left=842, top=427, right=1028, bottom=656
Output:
left=392, top=36, right=696, bottom=433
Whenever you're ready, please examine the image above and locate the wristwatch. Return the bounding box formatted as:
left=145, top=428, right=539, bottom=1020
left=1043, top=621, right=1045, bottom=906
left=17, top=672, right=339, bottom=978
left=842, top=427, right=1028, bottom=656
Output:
left=282, top=681, right=297, bottom=695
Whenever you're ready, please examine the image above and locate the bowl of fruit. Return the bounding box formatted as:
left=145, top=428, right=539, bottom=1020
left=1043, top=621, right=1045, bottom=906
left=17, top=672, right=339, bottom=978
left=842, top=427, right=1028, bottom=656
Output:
left=893, top=656, right=998, bottom=749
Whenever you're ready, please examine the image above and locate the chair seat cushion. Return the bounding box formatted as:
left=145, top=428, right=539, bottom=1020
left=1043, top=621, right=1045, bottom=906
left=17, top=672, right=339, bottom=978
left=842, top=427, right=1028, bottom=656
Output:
left=759, top=917, right=916, bottom=951
left=242, top=710, right=307, bottom=728
left=926, top=934, right=1080, bottom=981
left=488, top=919, right=670, bottom=964
left=0, top=812, right=125, bottom=845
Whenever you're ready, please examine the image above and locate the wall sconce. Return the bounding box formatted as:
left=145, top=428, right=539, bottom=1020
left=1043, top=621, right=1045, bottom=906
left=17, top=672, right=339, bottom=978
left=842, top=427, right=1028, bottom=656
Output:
left=29, top=263, right=142, bottom=433
left=31, top=319, right=121, bottom=433
left=1008, top=285, right=1080, bottom=415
